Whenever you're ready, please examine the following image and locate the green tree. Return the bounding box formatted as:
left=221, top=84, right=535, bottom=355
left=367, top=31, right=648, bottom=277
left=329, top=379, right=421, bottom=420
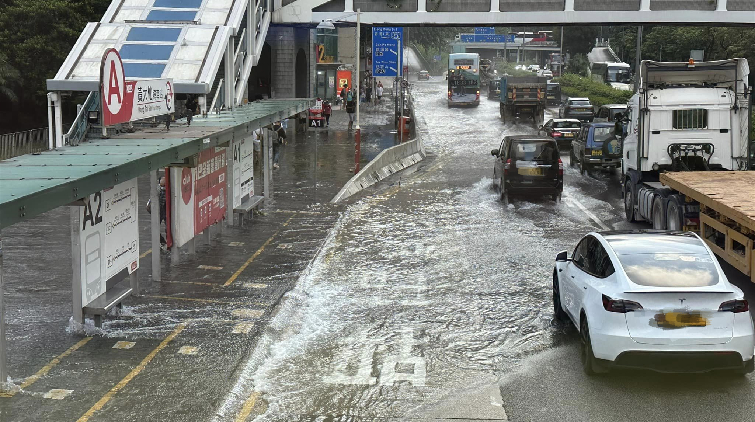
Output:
left=0, top=51, right=20, bottom=103
left=0, top=0, right=110, bottom=132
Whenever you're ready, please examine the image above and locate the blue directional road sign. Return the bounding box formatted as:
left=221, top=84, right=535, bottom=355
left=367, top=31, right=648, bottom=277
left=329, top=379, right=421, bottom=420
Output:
left=372, top=27, right=403, bottom=78
left=474, top=27, right=495, bottom=35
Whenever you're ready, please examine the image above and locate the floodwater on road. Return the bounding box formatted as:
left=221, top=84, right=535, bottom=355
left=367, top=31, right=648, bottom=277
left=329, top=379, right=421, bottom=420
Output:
left=222, top=80, right=631, bottom=421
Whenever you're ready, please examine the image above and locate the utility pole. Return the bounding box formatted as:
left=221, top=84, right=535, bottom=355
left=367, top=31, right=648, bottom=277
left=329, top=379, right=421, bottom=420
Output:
left=635, top=26, right=643, bottom=93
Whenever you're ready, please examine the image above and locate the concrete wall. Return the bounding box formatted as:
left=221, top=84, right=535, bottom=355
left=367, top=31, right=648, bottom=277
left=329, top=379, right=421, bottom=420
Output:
left=267, top=26, right=313, bottom=99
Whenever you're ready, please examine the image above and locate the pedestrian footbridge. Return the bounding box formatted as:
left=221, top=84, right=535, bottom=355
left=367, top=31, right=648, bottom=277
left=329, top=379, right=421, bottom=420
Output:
left=275, top=0, right=754, bottom=25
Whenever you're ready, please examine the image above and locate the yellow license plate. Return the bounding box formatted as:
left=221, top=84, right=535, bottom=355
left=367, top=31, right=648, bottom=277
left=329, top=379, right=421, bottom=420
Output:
left=655, top=312, right=708, bottom=328
left=518, top=168, right=543, bottom=176
left=564, top=133, right=574, bottom=137
left=591, top=150, right=603, bottom=156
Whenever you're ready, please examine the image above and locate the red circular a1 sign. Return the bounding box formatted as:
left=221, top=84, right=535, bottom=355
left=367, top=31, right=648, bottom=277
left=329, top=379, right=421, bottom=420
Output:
left=101, top=48, right=125, bottom=116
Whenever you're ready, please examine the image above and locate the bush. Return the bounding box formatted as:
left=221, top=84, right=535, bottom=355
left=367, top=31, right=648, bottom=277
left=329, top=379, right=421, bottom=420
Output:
left=555, top=73, right=633, bottom=107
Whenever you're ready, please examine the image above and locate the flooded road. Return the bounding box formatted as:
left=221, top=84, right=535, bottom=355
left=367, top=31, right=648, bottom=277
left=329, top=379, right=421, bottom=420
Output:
left=225, top=80, right=644, bottom=421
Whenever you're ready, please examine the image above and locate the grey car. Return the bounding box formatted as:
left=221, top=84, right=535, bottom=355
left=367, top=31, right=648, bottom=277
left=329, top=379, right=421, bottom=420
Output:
left=559, top=97, right=595, bottom=122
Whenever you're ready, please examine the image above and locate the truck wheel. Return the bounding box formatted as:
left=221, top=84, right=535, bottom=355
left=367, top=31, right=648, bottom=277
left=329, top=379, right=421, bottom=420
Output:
left=624, top=180, right=637, bottom=222
left=580, top=159, right=589, bottom=176
left=569, top=149, right=576, bottom=167
left=652, top=195, right=667, bottom=230
left=666, top=196, right=684, bottom=231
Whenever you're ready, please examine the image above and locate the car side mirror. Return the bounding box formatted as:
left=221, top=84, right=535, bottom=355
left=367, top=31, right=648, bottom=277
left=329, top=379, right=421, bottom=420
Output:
left=556, top=251, right=570, bottom=262
left=491, top=149, right=499, bottom=157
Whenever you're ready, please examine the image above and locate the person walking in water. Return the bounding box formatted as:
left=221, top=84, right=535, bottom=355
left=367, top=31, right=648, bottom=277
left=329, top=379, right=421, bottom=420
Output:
left=323, top=100, right=332, bottom=127
left=340, top=84, right=348, bottom=110
left=376, top=81, right=384, bottom=104
left=346, top=89, right=357, bottom=131
left=272, top=122, right=287, bottom=169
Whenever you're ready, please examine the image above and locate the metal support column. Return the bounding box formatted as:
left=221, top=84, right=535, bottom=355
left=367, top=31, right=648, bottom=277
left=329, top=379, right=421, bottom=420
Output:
left=418, top=0, right=426, bottom=12
left=70, top=207, right=83, bottom=324
left=263, top=129, right=271, bottom=199
left=248, top=0, right=255, bottom=57
left=564, top=0, right=574, bottom=11
left=47, top=93, right=55, bottom=150
left=226, top=146, right=234, bottom=226
left=149, top=170, right=161, bottom=281
left=491, top=0, right=500, bottom=11
left=53, top=92, right=64, bottom=148
left=345, top=0, right=354, bottom=12
left=716, top=0, right=727, bottom=10
left=639, top=0, right=650, bottom=10
left=635, top=26, right=643, bottom=92
left=0, top=235, right=6, bottom=386
left=225, top=39, right=236, bottom=110
left=171, top=169, right=180, bottom=265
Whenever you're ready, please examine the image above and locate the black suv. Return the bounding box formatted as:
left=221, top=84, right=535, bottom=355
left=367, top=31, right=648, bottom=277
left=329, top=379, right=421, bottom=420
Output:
left=491, top=135, right=563, bottom=205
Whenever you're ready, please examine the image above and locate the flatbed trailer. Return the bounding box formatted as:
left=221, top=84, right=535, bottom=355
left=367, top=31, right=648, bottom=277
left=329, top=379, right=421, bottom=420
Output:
left=660, top=171, right=755, bottom=283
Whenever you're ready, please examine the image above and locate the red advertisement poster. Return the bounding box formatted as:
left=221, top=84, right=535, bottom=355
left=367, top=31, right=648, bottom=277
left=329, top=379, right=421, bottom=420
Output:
left=194, top=148, right=227, bottom=234
left=336, top=70, right=352, bottom=91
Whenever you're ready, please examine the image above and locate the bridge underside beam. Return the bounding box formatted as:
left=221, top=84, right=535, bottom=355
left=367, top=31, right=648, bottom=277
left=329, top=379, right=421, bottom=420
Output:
left=291, top=10, right=755, bottom=26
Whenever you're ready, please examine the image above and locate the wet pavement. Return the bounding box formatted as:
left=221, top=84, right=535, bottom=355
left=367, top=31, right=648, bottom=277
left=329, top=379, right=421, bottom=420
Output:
left=3, top=78, right=755, bottom=422
left=0, top=102, right=399, bottom=421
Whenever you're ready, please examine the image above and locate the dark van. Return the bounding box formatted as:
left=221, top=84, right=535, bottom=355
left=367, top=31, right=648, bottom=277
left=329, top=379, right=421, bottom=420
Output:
left=570, top=122, right=622, bottom=174
left=491, top=135, right=563, bottom=205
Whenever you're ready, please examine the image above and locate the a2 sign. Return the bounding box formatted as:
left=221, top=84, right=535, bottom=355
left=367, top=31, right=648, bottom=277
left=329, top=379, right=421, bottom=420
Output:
left=100, top=48, right=175, bottom=127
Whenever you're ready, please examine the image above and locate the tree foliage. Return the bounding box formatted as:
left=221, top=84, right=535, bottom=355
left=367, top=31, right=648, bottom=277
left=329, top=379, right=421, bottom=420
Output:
left=0, top=0, right=110, bottom=133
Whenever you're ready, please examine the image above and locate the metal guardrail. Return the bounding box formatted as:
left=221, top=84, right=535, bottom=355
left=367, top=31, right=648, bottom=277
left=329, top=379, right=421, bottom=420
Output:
left=64, top=92, right=99, bottom=146
left=0, top=128, right=49, bottom=160
left=210, top=78, right=226, bottom=112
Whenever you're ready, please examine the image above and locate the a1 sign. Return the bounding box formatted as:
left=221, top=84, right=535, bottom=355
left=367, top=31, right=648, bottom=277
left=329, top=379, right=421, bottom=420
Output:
left=100, top=48, right=175, bottom=126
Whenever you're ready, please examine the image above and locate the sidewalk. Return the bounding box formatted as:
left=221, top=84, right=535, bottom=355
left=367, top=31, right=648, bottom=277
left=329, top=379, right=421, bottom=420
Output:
left=0, top=100, right=400, bottom=421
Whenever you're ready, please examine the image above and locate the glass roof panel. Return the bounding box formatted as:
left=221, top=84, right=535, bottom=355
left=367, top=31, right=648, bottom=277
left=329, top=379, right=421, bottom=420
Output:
left=206, top=0, right=234, bottom=9
left=154, top=0, right=203, bottom=7
left=123, top=63, right=166, bottom=78
left=145, top=10, right=197, bottom=21
left=126, top=27, right=181, bottom=41
left=200, top=11, right=228, bottom=25
left=120, top=44, right=175, bottom=60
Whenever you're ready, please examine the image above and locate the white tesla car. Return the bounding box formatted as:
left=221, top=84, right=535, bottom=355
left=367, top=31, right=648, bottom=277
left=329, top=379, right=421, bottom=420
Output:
left=553, top=231, right=755, bottom=375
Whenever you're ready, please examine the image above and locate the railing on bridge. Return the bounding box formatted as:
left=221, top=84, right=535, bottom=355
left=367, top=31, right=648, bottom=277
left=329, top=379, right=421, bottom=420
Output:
left=64, top=91, right=99, bottom=147
left=0, top=128, right=49, bottom=160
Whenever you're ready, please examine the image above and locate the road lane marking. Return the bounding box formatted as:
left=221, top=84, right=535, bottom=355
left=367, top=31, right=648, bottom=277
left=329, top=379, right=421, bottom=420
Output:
left=0, top=337, right=93, bottom=398
left=234, top=391, right=261, bottom=422
left=161, top=280, right=218, bottom=287
left=243, top=283, right=267, bottom=289
left=232, top=322, right=255, bottom=334
left=198, top=265, right=224, bottom=270
left=143, top=295, right=268, bottom=307
left=229, top=242, right=245, bottom=247
left=76, top=322, right=187, bottom=422
left=231, top=309, right=265, bottom=319
left=223, top=216, right=295, bottom=287
left=43, top=389, right=74, bottom=400
left=112, top=341, right=136, bottom=350
left=139, top=249, right=152, bottom=259
left=566, top=196, right=610, bottom=231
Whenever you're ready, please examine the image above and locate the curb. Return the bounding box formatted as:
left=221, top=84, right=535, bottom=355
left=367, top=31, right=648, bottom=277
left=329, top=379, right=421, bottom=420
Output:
left=331, top=95, right=426, bottom=203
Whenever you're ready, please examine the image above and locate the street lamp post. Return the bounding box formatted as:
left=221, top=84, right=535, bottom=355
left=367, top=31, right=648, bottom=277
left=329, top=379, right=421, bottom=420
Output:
left=317, top=9, right=362, bottom=173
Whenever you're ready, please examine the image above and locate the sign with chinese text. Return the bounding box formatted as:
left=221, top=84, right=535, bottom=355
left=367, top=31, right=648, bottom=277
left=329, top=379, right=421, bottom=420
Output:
left=171, top=148, right=227, bottom=247
left=372, top=27, right=403, bottom=77
left=232, top=139, right=254, bottom=209
left=100, top=48, right=174, bottom=126
left=78, top=178, right=139, bottom=307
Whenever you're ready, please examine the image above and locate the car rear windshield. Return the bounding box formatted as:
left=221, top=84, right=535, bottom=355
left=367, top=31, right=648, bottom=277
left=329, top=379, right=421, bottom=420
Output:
left=570, top=100, right=591, bottom=106
left=553, top=121, right=581, bottom=129
left=590, top=127, right=615, bottom=145
left=512, top=141, right=558, bottom=162
left=618, top=253, right=720, bottom=287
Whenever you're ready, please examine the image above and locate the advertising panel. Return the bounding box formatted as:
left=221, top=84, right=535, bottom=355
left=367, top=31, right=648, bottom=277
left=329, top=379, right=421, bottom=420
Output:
left=336, top=70, right=352, bottom=91
left=79, top=179, right=139, bottom=307
left=100, top=48, right=174, bottom=126
left=172, top=148, right=227, bottom=247
left=232, top=138, right=254, bottom=209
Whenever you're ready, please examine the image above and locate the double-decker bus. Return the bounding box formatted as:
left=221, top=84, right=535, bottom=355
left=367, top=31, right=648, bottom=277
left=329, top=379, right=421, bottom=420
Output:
left=448, top=53, right=480, bottom=107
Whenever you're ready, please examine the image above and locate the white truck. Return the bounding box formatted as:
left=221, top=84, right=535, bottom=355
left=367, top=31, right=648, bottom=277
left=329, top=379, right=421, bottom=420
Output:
left=623, top=59, right=755, bottom=281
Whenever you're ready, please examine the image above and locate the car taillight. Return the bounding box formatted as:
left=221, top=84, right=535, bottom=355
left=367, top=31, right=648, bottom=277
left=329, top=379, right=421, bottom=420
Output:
left=558, top=158, right=563, bottom=176
left=551, top=131, right=562, bottom=138
left=504, top=159, right=511, bottom=176
left=448, top=91, right=452, bottom=99
left=719, top=299, right=749, bottom=313
left=476, top=91, right=480, bottom=101
left=602, top=295, right=643, bottom=313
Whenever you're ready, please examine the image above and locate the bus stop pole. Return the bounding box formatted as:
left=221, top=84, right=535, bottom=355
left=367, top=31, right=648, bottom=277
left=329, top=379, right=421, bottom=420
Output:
left=0, top=235, right=7, bottom=386
left=150, top=170, right=161, bottom=281
left=70, top=207, right=83, bottom=324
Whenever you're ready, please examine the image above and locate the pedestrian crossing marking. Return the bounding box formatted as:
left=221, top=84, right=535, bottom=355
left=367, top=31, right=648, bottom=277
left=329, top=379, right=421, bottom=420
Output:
left=112, top=341, right=135, bottom=350
left=229, top=242, right=245, bottom=247
left=232, top=322, right=255, bottom=334
left=44, top=389, right=74, bottom=400
left=243, top=283, right=268, bottom=289
left=177, top=346, right=198, bottom=355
